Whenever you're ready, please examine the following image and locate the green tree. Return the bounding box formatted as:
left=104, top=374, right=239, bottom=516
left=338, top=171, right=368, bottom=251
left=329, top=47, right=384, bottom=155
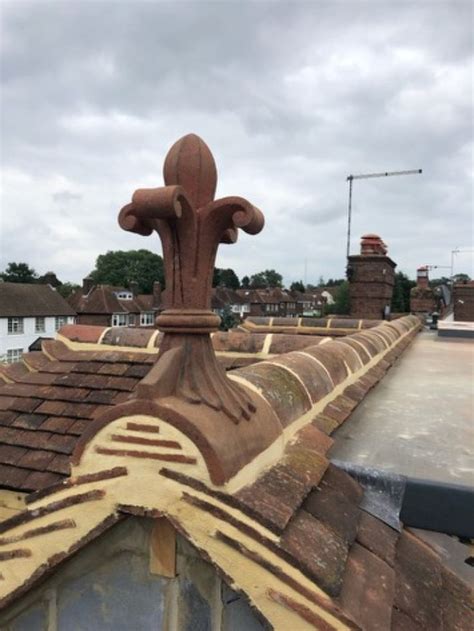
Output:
left=241, top=275, right=250, bottom=288
left=430, top=276, right=451, bottom=288
left=250, top=269, right=283, bottom=288
left=290, top=280, right=305, bottom=293
left=57, top=282, right=81, bottom=298
left=325, top=281, right=350, bottom=315
left=325, top=278, right=345, bottom=287
left=452, top=273, right=471, bottom=284
left=213, top=268, right=240, bottom=289
left=391, top=272, right=416, bottom=313
left=38, top=271, right=62, bottom=287
left=219, top=304, right=237, bottom=331
left=90, top=250, right=164, bottom=294
left=1, top=262, right=38, bottom=283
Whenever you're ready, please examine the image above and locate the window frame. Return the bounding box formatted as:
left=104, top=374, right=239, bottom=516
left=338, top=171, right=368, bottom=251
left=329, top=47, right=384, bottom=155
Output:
left=6, top=348, right=23, bottom=363
left=7, top=317, right=24, bottom=335
left=55, top=316, right=68, bottom=331
left=35, top=316, right=46, bottom=333
left=112, top=313, right=129, bottom=327
left=140, top=312, right=154, bottom=326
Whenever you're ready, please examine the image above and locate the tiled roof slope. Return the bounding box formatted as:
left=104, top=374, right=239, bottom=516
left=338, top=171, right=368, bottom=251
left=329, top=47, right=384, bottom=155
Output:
left=237, top=287, right=294, bottom=304
left=68, top=285, right=159, bottom=315
left=211, top=287, right=246, bottom=309
left=241, top=315, right=383, bottom=336
left=0, top=341, right=152, bottom=492
left=0, top=283, right=76, bottom=318
left=0, top=328, right=332, bottom=491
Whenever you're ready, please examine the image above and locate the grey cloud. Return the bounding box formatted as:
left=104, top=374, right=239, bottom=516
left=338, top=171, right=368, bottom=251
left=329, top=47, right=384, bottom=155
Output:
left=1, top=1, right=472, bottom=285
left=52, top=190, right=82, bottom=204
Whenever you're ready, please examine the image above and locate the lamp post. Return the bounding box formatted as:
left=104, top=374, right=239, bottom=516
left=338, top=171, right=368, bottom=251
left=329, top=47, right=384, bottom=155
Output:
left=346, top=169, right=422, bottom=259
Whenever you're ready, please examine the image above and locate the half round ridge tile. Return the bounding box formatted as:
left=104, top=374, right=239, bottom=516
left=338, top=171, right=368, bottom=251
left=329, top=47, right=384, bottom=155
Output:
left=101, top=327, right=155, bottom=348
left=300, top=343, right=350, bottom=386
left=234, top=362, right=312, bottom=428
left=59, top=324, right=106, bottom=344
left=271, top=352, right=334, bottom=404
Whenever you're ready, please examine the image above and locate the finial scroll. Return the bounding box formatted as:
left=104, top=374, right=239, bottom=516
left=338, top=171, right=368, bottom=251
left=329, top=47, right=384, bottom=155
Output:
left=118, top=134, right=264, bottom=422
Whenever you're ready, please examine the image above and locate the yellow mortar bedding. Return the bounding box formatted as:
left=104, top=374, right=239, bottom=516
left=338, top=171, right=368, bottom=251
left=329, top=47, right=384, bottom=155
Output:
left=0, top=421, right=351, bottom=629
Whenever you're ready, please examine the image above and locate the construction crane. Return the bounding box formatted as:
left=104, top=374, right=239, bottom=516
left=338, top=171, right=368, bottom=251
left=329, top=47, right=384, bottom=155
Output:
left=346, top=169, right=423, bottom=259
left=425, top=265, right=451, bottom=271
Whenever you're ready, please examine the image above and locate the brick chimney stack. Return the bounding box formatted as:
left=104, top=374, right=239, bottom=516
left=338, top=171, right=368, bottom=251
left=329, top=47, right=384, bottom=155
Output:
left=129, top=281, right=139, bottom=296
left=82, top=277, right=94, bottom=296
left=416, top=266, right=429, bottom=289
left=347, top=234, right=396, bottom=319
left=410, top=266, right=436, bottom=316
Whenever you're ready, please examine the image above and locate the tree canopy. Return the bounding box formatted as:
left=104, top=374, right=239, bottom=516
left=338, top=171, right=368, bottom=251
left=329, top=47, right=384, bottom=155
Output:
left=90, top=249, right=164, bottom=294
left=0, top=262, right=38, bottom=283
left=290, top=280, right=305, bottom=293
left=391, top=271, right=416, bottom=313
left=57, top=282, right=81, bottom=298
left=249, top=269, right=283, bottom=288
left=38, top=271, right=62, bottom=287
left=325, top=278, right=346, bottom=287
left=241, top=275, right=250, bottom=288
left=325, top=281, right=350, bottom=315
left=213, top=268, right=240, bottom=289
left=219, top=304, right=237, bottom=331
left=452, top=273, right=471, bottom=283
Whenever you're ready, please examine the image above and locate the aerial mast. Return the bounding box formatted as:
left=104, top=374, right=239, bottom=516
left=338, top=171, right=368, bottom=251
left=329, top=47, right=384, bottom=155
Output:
left=346, top=168, right=423, bottom=259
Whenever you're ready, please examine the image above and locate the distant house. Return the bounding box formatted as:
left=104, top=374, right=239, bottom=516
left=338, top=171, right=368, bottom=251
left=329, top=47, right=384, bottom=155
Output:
left=68, top=278, right=162, bottom=328
left=211, top=287, right=250, bottom=320
left=290, top=289, right=326, bottom=316
left=236, top=288, right=299, bottom=318
left=0, top=283, right=76, bottom=363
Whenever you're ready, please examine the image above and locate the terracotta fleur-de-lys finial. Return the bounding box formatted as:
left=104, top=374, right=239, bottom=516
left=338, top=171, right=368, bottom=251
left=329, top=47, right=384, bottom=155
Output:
left=118, top=134, right=264, bottom=422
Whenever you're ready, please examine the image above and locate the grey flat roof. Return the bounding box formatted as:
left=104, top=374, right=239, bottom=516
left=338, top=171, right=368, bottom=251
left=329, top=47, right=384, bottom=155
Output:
left=330, top=331, right=474, bottom=487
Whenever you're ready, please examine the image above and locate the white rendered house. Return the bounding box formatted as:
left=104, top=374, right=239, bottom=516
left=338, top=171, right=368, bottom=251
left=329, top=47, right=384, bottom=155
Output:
left=0, top=283, right=76, bottom=363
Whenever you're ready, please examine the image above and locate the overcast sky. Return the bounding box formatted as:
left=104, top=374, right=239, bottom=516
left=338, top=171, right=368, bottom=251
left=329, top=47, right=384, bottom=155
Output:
left=1, top=1, right=472, bottom=286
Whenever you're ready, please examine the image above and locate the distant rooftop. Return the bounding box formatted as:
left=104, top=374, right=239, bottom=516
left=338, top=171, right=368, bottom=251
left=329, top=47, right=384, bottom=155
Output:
left=0, top=283, right=76, bottom=318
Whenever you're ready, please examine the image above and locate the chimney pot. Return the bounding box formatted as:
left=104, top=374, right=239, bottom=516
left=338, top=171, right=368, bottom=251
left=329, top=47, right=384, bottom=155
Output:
left=360, top=234, right=387, bottom=256
left=416, top=266, right=429, bottom=289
